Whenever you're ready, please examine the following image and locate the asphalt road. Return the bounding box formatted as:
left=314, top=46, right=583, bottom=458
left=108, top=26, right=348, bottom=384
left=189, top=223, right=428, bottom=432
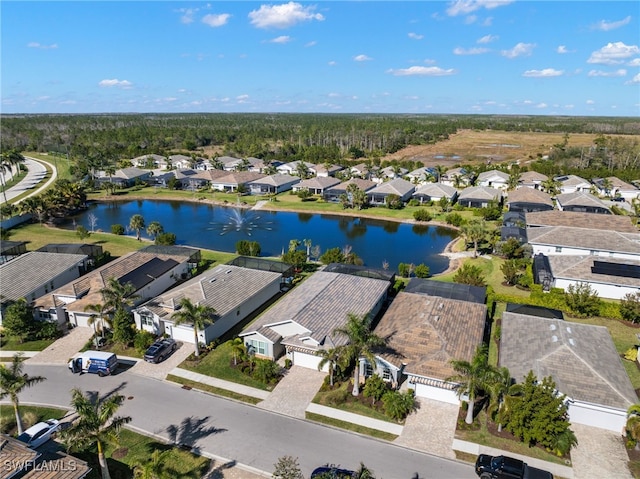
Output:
left=1, top=156, right=56, bottom=204
left=14, top=365, right=475, bottom=479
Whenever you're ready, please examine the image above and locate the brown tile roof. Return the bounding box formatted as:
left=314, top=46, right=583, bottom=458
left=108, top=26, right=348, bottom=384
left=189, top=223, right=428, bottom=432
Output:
left=525, top=210, right=637, bottom=232
left=556, top=191, right=610, bottom=210
left=506, top=187, right=553, bottom=206
left=21, top=450, right=91, bottom=479
left=547, top=255, right=640, bottom=288
left=499, top=312, right=637, bottom=409
left=373, top=292, right=486, bottom=381
left=243, top=271, right=389, bottom=349
left=526, top=226, right=640, bottom=254
left=214, top=171, right=266, bottom=185
left=0, top=435, right=39, bottom=479
left=332, top=178, right=377, bottom=192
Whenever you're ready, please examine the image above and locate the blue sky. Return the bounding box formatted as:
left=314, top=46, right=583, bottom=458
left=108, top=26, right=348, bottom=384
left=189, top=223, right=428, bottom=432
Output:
left=2, top=1, right=639, bottom=116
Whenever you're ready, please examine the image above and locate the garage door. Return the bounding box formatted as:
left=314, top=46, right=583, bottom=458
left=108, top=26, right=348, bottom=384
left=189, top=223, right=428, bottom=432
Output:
left=413, top=383, right=460, bottom=405
left=569, top=402, right=626, bottom=433
left=292, top=351, right=324, bottom=371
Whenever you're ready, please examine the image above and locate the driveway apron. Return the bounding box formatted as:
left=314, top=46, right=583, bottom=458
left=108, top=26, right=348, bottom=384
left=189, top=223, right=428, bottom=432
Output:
left=257, top=365, right=326, bottom=418
left=128, top=342, right=193, bottom=380
left=571, top=423, right=633, bottom=479
left=25, top=327, right=94, bottom=365
left=394, top=397, right=458, bottom=459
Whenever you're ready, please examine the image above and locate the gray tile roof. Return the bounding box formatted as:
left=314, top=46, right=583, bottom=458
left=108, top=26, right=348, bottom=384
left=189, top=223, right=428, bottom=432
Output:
left=519, top=171, right=548, bottom=183
left=506, top=187, right=553, bottom=206
left=556, top=191, right=610, bottom=210
left=369, top=178, right=415, bottom=196
left=478, top=170, right=510, bottom=182
left=525, top=210, right=637, bottom=232
left=526, top=226, right=640, bottom=255
left=373, top=292, right=486, bottom=380
left=499, top=312, right=637, bottom=409
left=248, top=174, right=300, bottom=187
left=296, top=177, right=341, bottom=189
left=242, top=271, right=389, bottom=348
left=547, top=255, right=640, bottom=288
left=137, top=265, right=282, bottom=320
left=0, top=252, right=88, bottom=303
left=413, top=183, right=458, bottom=198
left=213, top=171, right=266, bottom=185
left=329, top=178, right=377, bottom=192
left=555, top=174, right=590, bottom=187
left=458, top=185, right=502, bottom=201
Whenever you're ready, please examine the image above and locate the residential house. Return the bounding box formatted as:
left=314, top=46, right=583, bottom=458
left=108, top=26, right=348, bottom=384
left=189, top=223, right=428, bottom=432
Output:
left=36, top=243, right=103, bottom=267
left=525, top=210, right=637, bottom=233
left=368, top=290, right=486, bottom=403
left=545, top=255, right=640, bottom=300
left=350, top=163, right=372, bottom=179
left=526, top=226, right=640, bottom=261
left=217, top=156, right=244, bottom=171
left=499, top=310, right=637, bottom=432
left=556, top=191, right=612, bottom=214
left=312, top=163, right=343, bottom=177
left=376, top=166, right=408, bottom=183
left=592, top=176, right=640, bottom=202
left=32, top=245, right=200, bottom=328
left=518, top=170, right=548, bottom=190
left=0, top=252, right=88, bottom=324
left=247, top=174, right=301, bottom=195
left=96, top=167, right=152, bottom=188
left=239, top=271, right=390, bottom=369
left=476, top=169, right=510, bottom=190
left=324, top=178, right=377, bottom=203
left=367, top=178, right=415, bottom=206
left=555, top=174, right=591, bottom=194
left=277, top=161, right=316, bottom=177
left=412, top=183, right=458, bottom=205
left=505, top=187, right=554, bottom=213
left=131, top=154, right=167, bottom=169
left=155, top=168, right=211, bottom=190
left=440, top=167, right=472, bottom=188
left=134, top=264, right=282, bottom=345
left=0, top=240, right=27, bottom=263
left=457, top=186, right=502, bottom=208
left=210, top=172, right=266, bottom=192
left=168, top=154, right=193, bottom=170
left=293, top=176, right=341, bottom=196
left=406, top=167, right=436, bottom=185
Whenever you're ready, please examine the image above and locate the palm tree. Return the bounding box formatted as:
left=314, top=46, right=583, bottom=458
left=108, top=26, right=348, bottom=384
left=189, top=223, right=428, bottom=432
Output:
left=446, top=345, right=494, bottom=425
left=231, top=337, right=246, bottom=366
left=84, top=302, right=108, bottom=339
left=435, top=165, right=447, bottom=183
left=171, top=297, right=216, bottom=357
left=461, top=219, right=489, bottom=258
left=288, top=238, right=301, bottom=252
left=0, top=353, right=47, bottom=434
left=542, top=178, right=561, bottom=197
left=303, top=238, right=313, bottom=262
left=334, top=313, right=386, bottom=396
left=129, top=214, right=145, bottom=241
left=316, top=347, right=343, bottom=387
left=100, top=277, right=139, bottom=314
left=146, top=221, right=164, bottom=243
left=134, top=449, right=172, bottom=479
left=486, top=366, right=521, bottom=432
left=507, top=172, right=520, bottom=191
left=353, top=463, right=375, bottom=479
left=59, top=388, right=132, bottom=479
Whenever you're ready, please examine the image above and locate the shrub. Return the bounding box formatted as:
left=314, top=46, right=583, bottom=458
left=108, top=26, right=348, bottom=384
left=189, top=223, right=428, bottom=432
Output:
left=620, top=292, right=640, bottom=323
left=75, top=225, right=90, bottom=240
left=363, top=374, right=388, bottom=405
left=111, top=224, right=125, bottom=235
left=134, top=330, right=156, bottom=353
left=500, top=237, right=525, bottom=259
left=382, top=389, right=416, bottom=422
left=156, top=232, right=177, bottom=245
left=453, top=263, right=486, bottom=287
left=385, top=194, right=403, bottom=210
left=236, top=240, right=261, bottom=256
left=407, top=199, right=420, bottom=207
left=325, top=387, right=349, bottom=406
left=445, top=212, right=464, bottom=227
left=413, top=209, right=432, bottom=222
left=397, top=262, right=410, bottom=278
left=35, top=321, right=63, bottom=340
left=565, top=282, right=601, bottom=317
left=252, top=358, right=280, bottom=384
left=414, top=263, right=430, bottom=278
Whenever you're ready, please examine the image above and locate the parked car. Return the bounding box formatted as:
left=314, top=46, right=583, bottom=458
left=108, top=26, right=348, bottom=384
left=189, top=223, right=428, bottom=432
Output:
left=475, top=454, right=554, bottom=479
left=144, top=338, right=177, bottom=363
left=310, top=466, right=355, bottom=478
left=68, top=350, right=118, bottom=377
left=16, top=419, right=60, bottom=448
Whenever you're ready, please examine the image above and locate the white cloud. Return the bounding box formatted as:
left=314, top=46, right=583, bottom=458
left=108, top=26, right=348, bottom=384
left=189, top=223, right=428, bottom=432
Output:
left=588, top=42, right=640, bottom=65
left=626, top=73, right=640, bottom=84
left=453, top=47, right=489, bottom=55
left=98, top=79, right=133, bottom=89
left=588, top=69, right=627, bottom=77
left=305, top=41, right=317, bottom=47
left=408, top=32, right=424, bottom=40
left=27, top=42, right=58, bottom=49
left=236, top=94, right=250, bottom=103
left=248, top=2, right=324, bottom=29
left=328, top=61, right=337, bottom=66
left=477, top=34, right=497, bottom=44
left=328, top=92, right=340, bottom=98
left=591, top=16, right=632, bottom=31
left=464, top=15, right=477, bottom=25
left=178, top=8, right=198, bottom=24
left=628, top=58, right=640, bottom=66
left=481, top=17, right=493, bottom=26
left=535, top=103, right=548, bottom=109
left=586, top=99, right=595, bottom=104
left=522, top=68, right=564, bottom=77
left=446, top=0, right=513, bottom=16
left=557, top=45, right=570, bottom=54
left=269, top=35, right=292, bottom=44
left=501, top=42, right=535, bottom=59
left=353, top=54, right=372, bottom=62
left=386, top=66, right=456, bottom=76
left=202, top=13, right=231, bottom=27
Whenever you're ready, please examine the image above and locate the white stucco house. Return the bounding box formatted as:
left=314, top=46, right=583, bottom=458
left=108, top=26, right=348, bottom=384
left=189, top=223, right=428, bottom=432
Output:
left=555, top=174, right=591, bottom=194
left=133, top=264, right=282, bottom=345
left=477, top=170, right=510, bottom=191
left=239, top=271, right=390, bottom=370
left=500, top=310, right=637, bottom=433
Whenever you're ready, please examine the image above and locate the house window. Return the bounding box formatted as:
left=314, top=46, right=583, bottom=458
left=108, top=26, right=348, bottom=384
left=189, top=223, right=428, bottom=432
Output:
left=364, top=362, right=374, bottom=377
left=382, top=367, right=391, bottom=381
left=555, top=246, right=562, bottom=253
left=140, top=314, right=154, bottom=327
left=247, top=339, right=266, bottom=355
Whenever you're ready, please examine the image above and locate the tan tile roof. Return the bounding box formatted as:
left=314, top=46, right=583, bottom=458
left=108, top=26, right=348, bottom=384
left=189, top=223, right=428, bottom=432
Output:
left=526, top=226, right=640, bottom=254
left=458, top=185, right=502, bottom=201
left=214, top=171, right=266, bottom=185
left=519, top=171, right=548, bottom=183
left=499, top=313, right=637, bottom=409
left=547, top=255, right=640, bottom=288
left=333, top=178, right=377, bottom=192
left=525, top=210, right=637, bottom=232
left=296, top=177, right=341, bottom=189
left=0, top=435, right=39, bottom=479
left=556, top=191, right=610, bottom=210
left=506, top=187, right=553, bottom=206
left=369, top=178, right=415, bottom=196
left=413, top=183, right=458, bottom=198
left=373, top=292, right=486, bottom=380
left=248, top=174, right=300, bottom=187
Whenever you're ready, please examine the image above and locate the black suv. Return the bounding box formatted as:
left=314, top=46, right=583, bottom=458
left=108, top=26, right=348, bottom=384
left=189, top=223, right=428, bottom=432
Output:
left=144, top=338, right=177, bottom=363
left=310, top=466, right=355, bottom=478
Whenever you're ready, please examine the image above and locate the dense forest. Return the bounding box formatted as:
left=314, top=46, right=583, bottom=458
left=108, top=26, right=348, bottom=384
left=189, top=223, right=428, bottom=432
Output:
left=1, top=113, right=639, bottom=182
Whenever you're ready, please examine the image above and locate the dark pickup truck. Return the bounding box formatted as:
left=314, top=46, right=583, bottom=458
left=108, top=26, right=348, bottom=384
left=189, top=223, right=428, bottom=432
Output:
left=475, top=454, right=554, bottom=479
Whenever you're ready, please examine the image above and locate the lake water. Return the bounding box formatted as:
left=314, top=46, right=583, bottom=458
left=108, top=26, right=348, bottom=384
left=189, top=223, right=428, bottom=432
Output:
left=67, top=200, right=458, bottom=274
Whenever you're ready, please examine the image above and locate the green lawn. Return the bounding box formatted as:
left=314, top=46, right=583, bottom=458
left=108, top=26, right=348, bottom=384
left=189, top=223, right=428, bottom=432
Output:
left=166, top=374, right=262, bottom=405
left=0, top=337, right=56, bottom=351
left=0, top=405, right=68, bottom=434
left=305, top=411, right=398, bottom=441
left=178, top=340, right=274, bottom=391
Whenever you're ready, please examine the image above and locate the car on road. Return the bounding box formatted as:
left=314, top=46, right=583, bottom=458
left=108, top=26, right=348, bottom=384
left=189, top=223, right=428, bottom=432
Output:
left=311, top=466, right=356, bottom=478
left=144, top=338, right=178, bottom=363
left=16, top=419, right=60, bottom=449
left=475, top=454, right=554, bottom=479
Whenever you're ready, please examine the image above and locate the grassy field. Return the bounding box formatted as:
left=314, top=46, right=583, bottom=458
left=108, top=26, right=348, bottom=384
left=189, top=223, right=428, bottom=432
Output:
left=305, top=411, right=398, bottom=441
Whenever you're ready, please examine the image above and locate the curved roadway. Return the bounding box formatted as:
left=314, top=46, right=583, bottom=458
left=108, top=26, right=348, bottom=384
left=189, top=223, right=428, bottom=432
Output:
left=15, top=364, right=475, bottom=479
left=1, top=156, right=57, bottom=204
